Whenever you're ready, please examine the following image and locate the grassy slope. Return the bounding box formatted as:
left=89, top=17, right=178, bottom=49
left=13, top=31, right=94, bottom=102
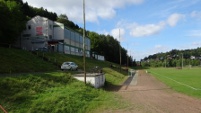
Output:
left=0, top=72, right=129, bottom=113
left=0, top=47, right=58, bottom=73
left=34, top=51, right=114, bottom=71
left=0, top=47, right=129, bottom=113
left=148, top=68, right=201, bottom=98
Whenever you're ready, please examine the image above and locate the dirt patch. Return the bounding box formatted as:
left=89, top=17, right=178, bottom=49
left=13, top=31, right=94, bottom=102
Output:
left=105, top=70, right=201, bottom=113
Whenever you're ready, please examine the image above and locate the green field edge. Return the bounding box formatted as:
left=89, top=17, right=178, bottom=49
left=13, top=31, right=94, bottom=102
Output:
left=147, top=67, right=201, bottom=99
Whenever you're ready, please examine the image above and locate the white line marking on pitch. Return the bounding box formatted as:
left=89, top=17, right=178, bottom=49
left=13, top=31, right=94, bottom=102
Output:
left=151, top=71, right=201, bottom=91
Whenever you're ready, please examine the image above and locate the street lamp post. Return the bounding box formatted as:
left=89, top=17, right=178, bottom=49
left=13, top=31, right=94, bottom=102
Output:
left=83, top=0, right=86, bottom=84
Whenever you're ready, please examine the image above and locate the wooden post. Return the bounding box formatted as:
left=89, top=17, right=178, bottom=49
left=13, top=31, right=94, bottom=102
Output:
left=0, top=105, right=8, bottom=113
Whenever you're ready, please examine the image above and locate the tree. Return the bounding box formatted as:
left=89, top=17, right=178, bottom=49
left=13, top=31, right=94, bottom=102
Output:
left=0, top=0, right=26, bottom=46
left=0, top=1, right=10, bottom=40
left=57, top=14, right=80, bottom=31
left=88, top=31, right=130, bottom=65
left=141, top=47, right=201, bottom=67
left=59, top=14, right=68, bottom=20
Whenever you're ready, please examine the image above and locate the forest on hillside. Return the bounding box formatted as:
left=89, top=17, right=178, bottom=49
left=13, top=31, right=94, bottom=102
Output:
left=0, top=0, right=135, bottom=66
left=2, top=0, right=200, bottom=67
left=141, top=48, right=201, bottom=67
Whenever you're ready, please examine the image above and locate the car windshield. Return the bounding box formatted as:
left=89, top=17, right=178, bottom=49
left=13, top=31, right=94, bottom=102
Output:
left=63, top=62, right=70, bottom=65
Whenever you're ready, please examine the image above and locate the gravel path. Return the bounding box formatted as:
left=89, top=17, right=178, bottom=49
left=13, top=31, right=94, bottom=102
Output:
left=106, top=70, right=201, bottom=113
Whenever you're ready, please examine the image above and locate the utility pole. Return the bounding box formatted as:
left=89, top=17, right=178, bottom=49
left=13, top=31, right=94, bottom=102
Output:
left=181, top=53, right=183, bottom=69
left=165, top=56, right=166, bottom=68
left=200, top=55, right=201, bottom=66
left=119, top=29, right=121, bottom=72
left=130, top=50, right=132, bottom=67
left=127, top=53, right=129, bottom=68
left=127, top=45, right=129, bottom=69
left=83, top=0, right=86, bottom=84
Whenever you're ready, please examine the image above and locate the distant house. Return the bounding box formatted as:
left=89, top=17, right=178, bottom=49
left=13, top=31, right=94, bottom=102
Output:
left=190, top=56, right=195, bottom=60
left=16, top=15, right=90, bottom=57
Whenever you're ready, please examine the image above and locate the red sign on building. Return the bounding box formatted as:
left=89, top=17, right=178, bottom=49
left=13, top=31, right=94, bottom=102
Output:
left=36, top=26, right=43, bottom=35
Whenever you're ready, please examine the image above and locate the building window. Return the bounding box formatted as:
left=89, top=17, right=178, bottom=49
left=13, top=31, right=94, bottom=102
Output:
left=75, top=48, right=78, bottom=53
left=49, top=35, right=52, bottom=39
left=49, top=25, right=52, bottom=29
left=65, top=46, right=69, bottom=51
left=28, top=25, right=31, bottom=30
left=22, top=34, right=31, bottom=37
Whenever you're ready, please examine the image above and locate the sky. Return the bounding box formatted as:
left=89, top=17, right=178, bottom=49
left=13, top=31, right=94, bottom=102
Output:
left=23, top=0, right=201, bottom=61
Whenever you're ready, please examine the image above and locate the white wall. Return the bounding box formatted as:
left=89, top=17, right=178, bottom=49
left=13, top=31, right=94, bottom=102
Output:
left=27, top=16, right=54, bottom=38
left=97, top=55, right=105, bottom=61
left=74, top=74, right=105, bottom=88
left=20, top=16, right=54, bottom=50
left=53, top=22, right=64, bottom=40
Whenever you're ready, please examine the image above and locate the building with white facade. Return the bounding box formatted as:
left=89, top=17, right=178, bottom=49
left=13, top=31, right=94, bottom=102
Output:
left=19, top=15, right=90, bottom=57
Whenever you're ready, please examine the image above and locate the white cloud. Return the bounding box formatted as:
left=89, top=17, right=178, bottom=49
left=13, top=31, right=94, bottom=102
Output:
left=23, top=0, right=144, bottom=23
left=125, top=44, right=169, bottom=61
left=155, top=45, right=163, bottom=49
left=191, top=11, right=201, bottom=19
left=115, top=13, right=184, bottom=38
left=153, top=45, right=169, bottom=53
left=131, top=50, right=149, bottom=61
left=111, top=28, right=125, bottom=40
left=178, top=41, right=201, bottom=50
left=191, top=41, right=201, bottom=47
left=187, top=30, right=201, bottom=37
left=167, top=13, right=184, bottom=27
left=131, top=45, right=170, bottom=61
left=129, top=21, right=166, bottom=37
left=97, top=30, right=110, bottom=36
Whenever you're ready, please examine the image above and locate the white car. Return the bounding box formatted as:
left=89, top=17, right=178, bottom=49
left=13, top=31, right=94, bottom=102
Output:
left=61, top=62, right=78, bottom=70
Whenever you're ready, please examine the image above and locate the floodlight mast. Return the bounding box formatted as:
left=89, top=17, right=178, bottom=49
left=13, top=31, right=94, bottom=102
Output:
left=83, top=0, right=86, bottom=84
left=119, top=29, right=121, bottom=72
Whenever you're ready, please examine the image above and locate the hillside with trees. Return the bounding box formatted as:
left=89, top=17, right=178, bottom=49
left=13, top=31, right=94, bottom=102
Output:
left=0, top=0, right=57, bottom=45
left=2, top=0, right=200, bottom=68
left=141, top=48, right=201, bottom=67
left=0, top=0, right=26, bottom=46
left=0, top=0, right=136, bottom=66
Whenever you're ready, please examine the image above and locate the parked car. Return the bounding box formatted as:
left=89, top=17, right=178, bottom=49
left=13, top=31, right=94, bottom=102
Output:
left=61, top=62, right=78, bottom=70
